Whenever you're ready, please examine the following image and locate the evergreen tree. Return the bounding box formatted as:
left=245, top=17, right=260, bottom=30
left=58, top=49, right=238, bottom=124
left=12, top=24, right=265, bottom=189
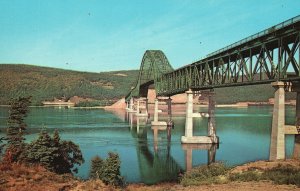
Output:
left=24, top=129, right=84, bottom=174
left=5, top=96, right=31, bottom=162
left=25, top=130, right=60, bottom=171
left=53, top=129, right=60, bottom=144
left=0, top=137, right=4, bottom=155
left=55, top=140, right=84, bottom=174
left=90, top=155, right=103, bottom=179
left=6, top=96, right=31, bottom=146
left=100, top=152, right=124, bottom=186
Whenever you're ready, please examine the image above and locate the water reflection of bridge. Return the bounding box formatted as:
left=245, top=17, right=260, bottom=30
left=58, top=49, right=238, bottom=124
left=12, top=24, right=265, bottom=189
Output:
left=126, top=113, right=217, bottom=184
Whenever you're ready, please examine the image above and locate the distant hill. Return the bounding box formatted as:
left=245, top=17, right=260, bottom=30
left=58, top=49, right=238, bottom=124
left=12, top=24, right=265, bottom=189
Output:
left=0, top=64, right=139, bottom=105
left=0, top=64, right=295, bottom=106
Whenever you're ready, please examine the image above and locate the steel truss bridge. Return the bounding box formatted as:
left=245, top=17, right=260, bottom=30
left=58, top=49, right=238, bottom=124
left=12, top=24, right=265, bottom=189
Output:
left=126, top=15, right=300, bottom=100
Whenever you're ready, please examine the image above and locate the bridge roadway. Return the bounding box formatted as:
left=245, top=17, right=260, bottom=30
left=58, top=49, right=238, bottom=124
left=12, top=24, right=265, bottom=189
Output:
left=126, top=15, right=300, bottom=99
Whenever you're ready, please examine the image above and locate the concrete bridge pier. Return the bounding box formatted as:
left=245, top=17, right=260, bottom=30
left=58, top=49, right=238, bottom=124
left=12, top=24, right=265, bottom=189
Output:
left=151, top=98, right=167, bottom=126
left=270, top=81, right=285, bottom=160
left=126, top=101, right=129, bottom=110
left=127, top=97, right=137, bottom=113
left=135, top=97, right=148, bottom=117
left=269, top=81, right=300, bottom=160
left=294, top=89, right=300, bottom=159
left=167, top=97, right=172, bottom=119
left=181, top=90, right=219, bottom=144
left=208, top=90, right=218, bottom=143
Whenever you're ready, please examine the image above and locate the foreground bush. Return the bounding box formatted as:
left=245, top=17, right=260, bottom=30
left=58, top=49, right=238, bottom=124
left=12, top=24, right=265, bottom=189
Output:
left=90, top=152, right=125, bottom=187
left=180, top=162, right=229, bottom=186
left=229, top=164, right=300, bottom=187
left=24, top=129, right=84, bottom=174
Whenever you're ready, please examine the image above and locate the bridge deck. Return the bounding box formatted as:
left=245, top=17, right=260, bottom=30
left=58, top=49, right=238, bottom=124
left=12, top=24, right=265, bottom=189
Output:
left=126, top=15, right=300, bottom=99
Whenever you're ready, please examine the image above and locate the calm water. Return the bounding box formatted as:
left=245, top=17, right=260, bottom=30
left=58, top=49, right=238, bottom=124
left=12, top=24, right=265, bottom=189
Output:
left=0, top=105, right=296, bottom=184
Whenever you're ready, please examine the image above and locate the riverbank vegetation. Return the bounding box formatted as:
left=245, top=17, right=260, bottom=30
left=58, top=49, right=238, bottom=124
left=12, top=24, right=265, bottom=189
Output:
left=1, top=96, right=84, bottom=174
left=180, top=160, right=300, bottom=188
left=90, top=153, right=125, bottom=187
left=0, top=97, right=126, bottom=190
left=1, top=159, right=300, bottom=191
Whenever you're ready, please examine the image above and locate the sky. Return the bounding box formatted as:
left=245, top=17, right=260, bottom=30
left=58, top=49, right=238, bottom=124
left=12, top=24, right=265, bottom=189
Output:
left=0, top=0, right=299, bottom=72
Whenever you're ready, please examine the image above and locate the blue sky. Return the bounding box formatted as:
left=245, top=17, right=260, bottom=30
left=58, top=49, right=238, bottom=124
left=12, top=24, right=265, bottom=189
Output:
left=0, top=0, right=299, bottom=72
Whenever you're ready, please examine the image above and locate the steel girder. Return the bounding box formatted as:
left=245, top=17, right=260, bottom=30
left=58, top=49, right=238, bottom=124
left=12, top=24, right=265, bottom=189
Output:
left=157, top=16, right=300, bottom=96
left=126, top=15, right=300, bottom=98
left=125, top=50, right=174, bottom=101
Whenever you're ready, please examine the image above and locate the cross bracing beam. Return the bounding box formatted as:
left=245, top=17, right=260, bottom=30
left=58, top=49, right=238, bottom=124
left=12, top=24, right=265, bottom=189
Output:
left=126, top=15, right=300, bottom=99
left=157, top=16, right=300, bottom=96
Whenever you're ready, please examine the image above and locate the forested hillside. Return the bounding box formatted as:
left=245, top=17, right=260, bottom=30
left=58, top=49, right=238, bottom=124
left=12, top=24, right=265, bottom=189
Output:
left=0, top=64, right=139, bottom=105
left=0, top=64, right=295, bottom=106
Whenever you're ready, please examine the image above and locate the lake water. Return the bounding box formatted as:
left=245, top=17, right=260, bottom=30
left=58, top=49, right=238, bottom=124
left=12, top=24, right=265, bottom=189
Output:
left=0, top=105, right=296, bottom=184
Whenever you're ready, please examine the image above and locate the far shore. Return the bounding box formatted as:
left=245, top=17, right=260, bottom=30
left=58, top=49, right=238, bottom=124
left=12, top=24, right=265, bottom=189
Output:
left=0, top=102, right=296, bottom=109
left=0, top=104, right=250, bottom=108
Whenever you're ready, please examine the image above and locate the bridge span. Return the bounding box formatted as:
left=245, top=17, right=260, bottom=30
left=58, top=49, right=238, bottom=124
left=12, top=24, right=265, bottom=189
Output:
left=125, top=15, right=300, bottom=161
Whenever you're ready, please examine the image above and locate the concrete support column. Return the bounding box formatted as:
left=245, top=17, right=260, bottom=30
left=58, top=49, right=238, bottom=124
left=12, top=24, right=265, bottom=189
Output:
left=129, top=98, right=133, bottom=110
left=208, top=90, right=218, bottom=143
left=145, top=98, right=149, bottom=116
left=269, top=81, right=285, bottom=161
left=294, top=91, right=300, bottom=159
left=136, top=99, right=140, bottom=114
left=208, top=90, right=216, bottom=137
left=129, top=113, right=133, bottom=130
left=154, top=98, right=159, bottom=122
left=136, top=117, right=140, bottom=134
left=167, top=97, right=172, bottom=118
left=185, top=90, right=193, bottom=138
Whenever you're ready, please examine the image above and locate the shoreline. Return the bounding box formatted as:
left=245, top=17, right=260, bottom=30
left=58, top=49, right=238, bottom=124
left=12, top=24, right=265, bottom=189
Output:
left=1, top=159, right=299, bottom=191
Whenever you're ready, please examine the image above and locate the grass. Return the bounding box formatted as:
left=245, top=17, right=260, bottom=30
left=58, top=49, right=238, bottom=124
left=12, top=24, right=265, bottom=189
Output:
left=180, top=162, right=300, bottom=188
left=180, top=162, right=230, bottom=186
left=229, top=164, right=300, bottom=187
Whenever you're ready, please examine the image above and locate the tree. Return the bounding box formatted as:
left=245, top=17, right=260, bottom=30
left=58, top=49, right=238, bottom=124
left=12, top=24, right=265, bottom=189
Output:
left=90, top=155, right=104, bottom=179
left=55, top=140, right=84, bottom=173
left=24, top=129, right=84, bottom=174
left=98, top=152, right=124, bottom=187
left=6, top=96, right=31, bottom=145
left=5, top=96, right=31, bottom=162
left=24, top=130, right=60, bottom=171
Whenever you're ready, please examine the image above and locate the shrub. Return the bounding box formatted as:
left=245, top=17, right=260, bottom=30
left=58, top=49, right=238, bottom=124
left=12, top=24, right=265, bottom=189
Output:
left=229, top=164, right=300, bottom=187
left=24, top=129, right=84, bottom=174
left=180, top=162, right=229, bottom=186
left=229, top=170, right=263, bottom=182
left=90, top=156, right=104, bottom=179
left=264, top=165, right=300, bottom=187
left=90, top=152, right=125, bottom=187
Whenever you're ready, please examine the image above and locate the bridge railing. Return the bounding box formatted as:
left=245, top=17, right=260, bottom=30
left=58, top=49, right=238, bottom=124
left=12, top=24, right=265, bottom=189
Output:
left=206, top=15, right=300, bottom=58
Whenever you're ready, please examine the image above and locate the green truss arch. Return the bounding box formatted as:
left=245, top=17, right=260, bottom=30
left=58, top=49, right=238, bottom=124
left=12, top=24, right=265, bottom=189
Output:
left=125, top=50, right=174, bottom=101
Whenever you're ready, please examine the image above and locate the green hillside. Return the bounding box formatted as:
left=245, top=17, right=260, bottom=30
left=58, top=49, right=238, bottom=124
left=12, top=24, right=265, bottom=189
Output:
left=215, top=84, right=295, bottom=104
left=0, top=64, right=139, bottom=105
left=0, top=64, right=295, bottom=106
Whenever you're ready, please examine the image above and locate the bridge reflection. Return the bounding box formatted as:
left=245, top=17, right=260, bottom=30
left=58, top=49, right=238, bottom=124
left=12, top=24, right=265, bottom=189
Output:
left=125, top=111, right=218, bottom=184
